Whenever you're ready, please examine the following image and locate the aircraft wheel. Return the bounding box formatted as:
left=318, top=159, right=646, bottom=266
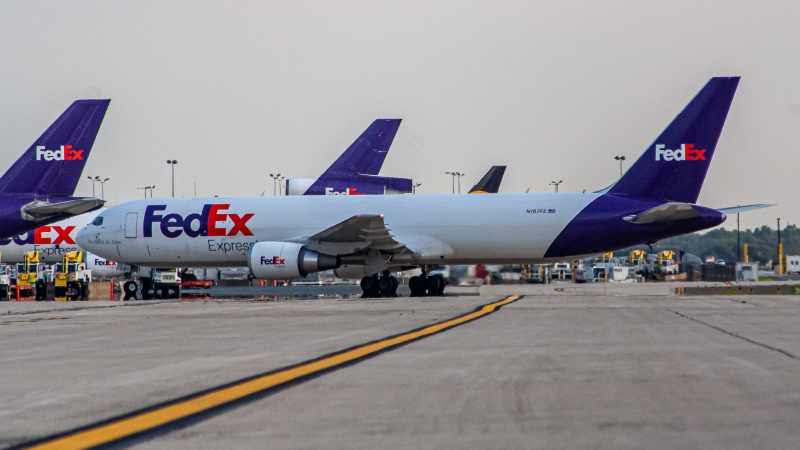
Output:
left=425, top=275, right=441, bottom=296
left=409, top=276, right=425, bottom=296
left=360, top=275, right=379, bottom=298
left=434, top=274, right=446, bottom=296
left=141, top=278, right=153, bottom=300
left=124, top=281, right=138, bottom=295
left=389, top=276, right=399, bottom=296
left=377, top=275, right=393, bottom=296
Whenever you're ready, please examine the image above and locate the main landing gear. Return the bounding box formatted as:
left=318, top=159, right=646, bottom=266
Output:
left=408, top=271, right=445, bottom=297
left=360, top=273, right=399, bottom=298
left=359, top=268, right=445, bottom=298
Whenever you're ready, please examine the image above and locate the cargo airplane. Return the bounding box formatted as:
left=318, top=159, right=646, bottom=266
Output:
left=0, top=100, right=109, bottom=240
left=78, top=77, right=770, bottom=297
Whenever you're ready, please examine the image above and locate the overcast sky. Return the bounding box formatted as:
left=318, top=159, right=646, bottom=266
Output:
left=1, top=1, right=798, bottom=230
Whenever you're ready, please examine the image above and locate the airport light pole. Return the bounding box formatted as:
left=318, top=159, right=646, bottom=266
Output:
left=550, top=180, right=563, bottom=193
left=269, top=173, right=282, bottom=196
left=167, top=160, right=177, bottom=197
left=138, top=185, right=155, bottom=198
left=615, top=155, right=626, bottom=176
left=278, top=176, right=286, bottom=196
left=95, top=176, right=109, bottom=200
left=412, top=182, right=422, bottom=194
left=87, top=176, right=97, bottom=197
left=445, top=172, right=464, bottom=194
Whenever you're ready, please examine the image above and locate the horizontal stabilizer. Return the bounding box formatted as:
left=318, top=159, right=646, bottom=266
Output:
left=21, top=198, right=105, bottom=221
left=623, top=202, right=702, bottom=224
left=714, top=204, right=775, bottom=215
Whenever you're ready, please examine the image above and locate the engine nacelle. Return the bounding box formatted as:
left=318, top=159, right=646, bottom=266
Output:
left=334, top=264, right=373, bottom=280
left=249, top=241, right=340, bottom=280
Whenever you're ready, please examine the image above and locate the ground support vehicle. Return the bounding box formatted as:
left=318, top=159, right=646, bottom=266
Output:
left=15, top=252, right=42, bottom=300
left=121, top=267, right=182, bottom=300
left=53, top=252, right=91, bottom=301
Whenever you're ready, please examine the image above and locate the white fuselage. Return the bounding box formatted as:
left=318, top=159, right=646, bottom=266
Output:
left=0, top=210, right=101, bottom=263
left=77, top=193, right=602, bottom=267
left=0, top=209, right=129, bottom=279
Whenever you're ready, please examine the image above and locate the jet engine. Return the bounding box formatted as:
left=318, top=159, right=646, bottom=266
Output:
left=248, top=241, right=340, bottom=280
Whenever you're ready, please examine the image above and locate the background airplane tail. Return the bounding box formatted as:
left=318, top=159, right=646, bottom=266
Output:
left=0, top=99, right=110, bottom=197
left=316, top=119, right=401, bottom=181
left=469, top=165, right=506, bottom=194
left=605, top=77, right=739, bottom=204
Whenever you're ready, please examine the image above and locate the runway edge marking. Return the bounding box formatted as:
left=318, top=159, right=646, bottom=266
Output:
left=14, top=295, right=523, bottom=450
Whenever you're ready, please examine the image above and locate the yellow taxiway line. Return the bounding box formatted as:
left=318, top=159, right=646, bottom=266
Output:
left=21, top=295, right=522, bottom=450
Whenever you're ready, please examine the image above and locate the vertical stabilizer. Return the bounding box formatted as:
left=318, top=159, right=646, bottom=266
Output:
left=315, top=119, right=401, bottom=181
left=606, top=77, right=739, bottom=203
left=0, top=99, right=110, bottom=197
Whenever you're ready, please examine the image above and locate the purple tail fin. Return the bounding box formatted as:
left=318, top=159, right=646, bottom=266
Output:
left=0, top=99, right=110, bottom=197
left=606, top=77, right=739, bottom=204
left=313, top=118, right=401, bottom=181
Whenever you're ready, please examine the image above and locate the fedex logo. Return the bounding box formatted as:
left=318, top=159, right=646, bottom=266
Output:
left=0, top=226, right=76, bottom=246
left=655, top=144, right=706, bottom=161
left=325, top=187, right=366, bottom=196
left=36, top=145, right=84, bottom=161
left=260, top=256, right=285, bottom=265
left=144, top=204, right=254, bottom=238
left=94, top=259, right=117, bottom=267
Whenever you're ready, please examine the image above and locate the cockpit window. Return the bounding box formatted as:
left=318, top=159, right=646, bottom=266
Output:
left=91, top=216, right=104, bottom=226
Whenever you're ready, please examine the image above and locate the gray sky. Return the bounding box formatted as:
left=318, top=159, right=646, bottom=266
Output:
left=1, top=1, right=798, bottom=230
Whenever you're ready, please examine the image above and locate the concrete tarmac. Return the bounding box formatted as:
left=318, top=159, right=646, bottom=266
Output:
left=2, top=284, right=800, bottom=448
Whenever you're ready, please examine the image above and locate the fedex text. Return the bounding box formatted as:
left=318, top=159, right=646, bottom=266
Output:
left=144, top=204, right=254, bottom=238
left=36, top=145, right=84, bottom=161
left=655, top=144, right=706, bottom=162
left=260, top=256, right=285, bottom=265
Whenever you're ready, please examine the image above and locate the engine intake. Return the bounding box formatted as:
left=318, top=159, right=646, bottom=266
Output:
left=248, top=241, right=340, bottom=280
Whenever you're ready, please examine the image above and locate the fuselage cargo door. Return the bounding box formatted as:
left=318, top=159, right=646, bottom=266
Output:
left=125, top=212, right=138, bottom=238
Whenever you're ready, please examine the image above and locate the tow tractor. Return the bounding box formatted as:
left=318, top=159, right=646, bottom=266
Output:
left=651, top=250, right=680, bottom=280
left=628, top=250, right=648, bottom=274
left=53, top=251, right=91, bottom=301
left=15, top=252, right=43, bottom=300
left=122, top=267, right=182, bottom=299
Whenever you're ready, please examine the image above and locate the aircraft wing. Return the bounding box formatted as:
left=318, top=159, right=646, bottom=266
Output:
left=294, top=214, right=409, bottom=255
left=714, top=204, right=775, bottom=215
left=623, top=202, right=703, bottom=224
left=21, top=198, right=105, bottom=220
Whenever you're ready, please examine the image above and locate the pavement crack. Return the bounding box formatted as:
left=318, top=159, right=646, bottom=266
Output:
left=666, top=308, right=797, bottom=359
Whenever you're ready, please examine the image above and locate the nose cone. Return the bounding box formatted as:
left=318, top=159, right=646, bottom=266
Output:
left=75, top=225, right=94, bottom=252
left=76, top=224, right=98, bottom=252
